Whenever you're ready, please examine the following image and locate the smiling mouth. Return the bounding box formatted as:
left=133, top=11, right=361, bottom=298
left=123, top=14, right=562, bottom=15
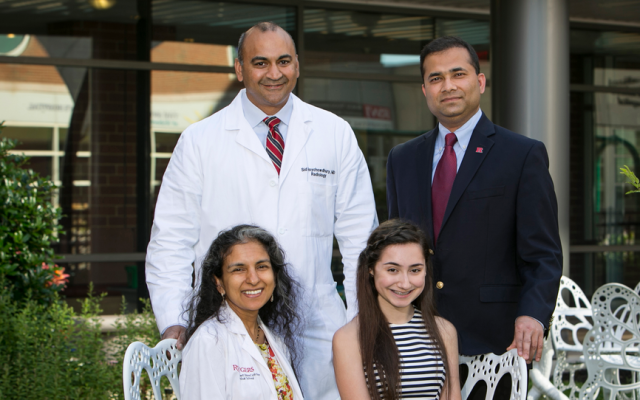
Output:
left=391, top=289, right=414, bottom=296
left=262, top=81, right=287, bottom=89
left=242, top=289, right=263, bottom=296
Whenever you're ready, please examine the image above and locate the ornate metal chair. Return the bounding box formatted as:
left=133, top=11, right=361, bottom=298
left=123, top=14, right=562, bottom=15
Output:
left=528, top=336, right=569, bottom=400
left=550, top=276, right=594, bottom=399
left=528, top=276, right=592, bottom=400
left=123, top=338, right=182, bottom=400
left=580, top=283, right=640, bottom=400
left=459, top=349, right=527, bottom=400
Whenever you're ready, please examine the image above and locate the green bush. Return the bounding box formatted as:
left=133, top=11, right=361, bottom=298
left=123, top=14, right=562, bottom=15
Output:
left=0, top=283, right=164, bottom=400
left=0, top=123, right=66, bottom=304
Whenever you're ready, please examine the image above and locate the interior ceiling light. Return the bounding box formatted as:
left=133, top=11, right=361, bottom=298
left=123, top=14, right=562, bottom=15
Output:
left=88, top=0, right=116, bottom=10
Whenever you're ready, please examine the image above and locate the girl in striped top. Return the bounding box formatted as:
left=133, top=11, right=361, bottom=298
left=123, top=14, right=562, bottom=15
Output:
left=333, top=220, right=461, bottom=400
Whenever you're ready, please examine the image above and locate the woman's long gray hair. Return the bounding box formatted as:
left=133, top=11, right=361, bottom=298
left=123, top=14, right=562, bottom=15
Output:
left=184, top=224, right=303, bottom=377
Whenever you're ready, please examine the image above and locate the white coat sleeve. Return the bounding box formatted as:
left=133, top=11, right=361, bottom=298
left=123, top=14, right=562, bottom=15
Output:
left=179, top=333, right=227, bottom=400
left=146, top=127, right=204, bottom=333
left=333, top=119, right=379, bottom=322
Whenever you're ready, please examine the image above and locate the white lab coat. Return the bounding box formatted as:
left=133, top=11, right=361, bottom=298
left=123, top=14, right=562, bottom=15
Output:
left=146, top=89, right=378, bottom=400
left=180, top=304, right=304, bottom=400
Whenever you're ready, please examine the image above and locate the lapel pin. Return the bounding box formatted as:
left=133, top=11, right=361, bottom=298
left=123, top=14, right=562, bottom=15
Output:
left=476, top=147, right=483, bottom=153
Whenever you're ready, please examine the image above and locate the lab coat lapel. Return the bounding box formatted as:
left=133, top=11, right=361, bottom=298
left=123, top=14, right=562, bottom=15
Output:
left=225, top=91, right=273, bottom=167
left=224, top=305, right=278, bottom=398
left=279, top=95, right=312, bottom=183
left=261, top=324, right=304, bottom=399
left=440, top=114, right=495, bottom=234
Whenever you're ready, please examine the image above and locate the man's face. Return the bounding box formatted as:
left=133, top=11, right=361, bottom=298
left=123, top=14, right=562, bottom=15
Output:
left=235, top=28, right=299, bottom=115
left=421, top=47, right=486, bottom=131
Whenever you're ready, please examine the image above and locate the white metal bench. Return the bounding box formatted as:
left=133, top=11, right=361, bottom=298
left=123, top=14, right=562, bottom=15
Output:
left=123, top=338, right=181, bottom=400
left=580, top=283, right=640, bottom=400
left=459, top=349, right=527, bottom=400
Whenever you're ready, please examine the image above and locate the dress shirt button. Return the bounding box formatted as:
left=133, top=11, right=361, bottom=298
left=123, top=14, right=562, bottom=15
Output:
left=269, top=180, right=276, bottom=187
left=278, top=227, right=286, bottom=235
left=436, top=281, right=444, bottom=289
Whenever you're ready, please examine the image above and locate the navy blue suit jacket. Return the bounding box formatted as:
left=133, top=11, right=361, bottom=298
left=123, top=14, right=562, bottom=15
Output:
left=386, top=113, right=562, bottom=355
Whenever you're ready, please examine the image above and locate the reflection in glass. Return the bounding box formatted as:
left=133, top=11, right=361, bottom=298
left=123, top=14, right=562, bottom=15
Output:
left=570, top=30, right=640, bottom=86
left=571, top=30, right=640, bottom=57
left=571, top=252, right=640, bottom=299
left=152, top=0, right=295, bottom=57
left=304, top=9, right=434, bottom=76
left=0, top=61, right=139, bottom=303
left=435, top=19, right=490, bottom=48
left=571, top=91, right=640, bottom=293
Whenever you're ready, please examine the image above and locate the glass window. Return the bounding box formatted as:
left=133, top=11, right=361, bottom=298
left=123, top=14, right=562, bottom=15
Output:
left=0, top=62, right=141, bottom=304
left=570, top=30, right=640, bottom=86
left=0, top=0, right=138, bottom=61
left=304, top=8, right=434, bottom=77
left=151, top=1, right=296, bottom=66
left=570, top=90, right=640, bottom=295
left=435, top=18, right=490, bottom=48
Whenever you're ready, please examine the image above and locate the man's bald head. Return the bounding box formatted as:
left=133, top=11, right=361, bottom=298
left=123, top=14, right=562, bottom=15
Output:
left=237, top=22, right=297, bottom=66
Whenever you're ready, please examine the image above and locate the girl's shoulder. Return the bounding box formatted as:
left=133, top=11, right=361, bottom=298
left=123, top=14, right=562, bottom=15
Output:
left=434, top=316, right=457, bottom=338
left=333, top=316, right=359, bottom=345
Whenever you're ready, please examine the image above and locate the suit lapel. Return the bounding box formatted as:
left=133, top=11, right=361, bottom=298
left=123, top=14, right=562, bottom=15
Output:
left=440, top=114, right=495, bottom=234
left=420, top=129, right=437, bottom=243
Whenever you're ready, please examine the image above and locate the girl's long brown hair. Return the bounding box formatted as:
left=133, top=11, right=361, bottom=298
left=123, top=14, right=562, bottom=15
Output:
left=357, top=219, right=450, bottom=400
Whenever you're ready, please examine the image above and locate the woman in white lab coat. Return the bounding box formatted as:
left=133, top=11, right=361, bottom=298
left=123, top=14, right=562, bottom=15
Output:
left=179, top=224, right=304, bottom=400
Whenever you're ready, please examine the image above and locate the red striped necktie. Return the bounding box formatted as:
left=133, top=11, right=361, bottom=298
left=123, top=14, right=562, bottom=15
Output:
left=432, top=132, right=458, bottom=245
left=264, top=116, right=285, bottom=175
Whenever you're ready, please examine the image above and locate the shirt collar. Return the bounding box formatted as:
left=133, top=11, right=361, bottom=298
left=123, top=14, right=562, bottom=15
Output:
left=241, top=90, right=294, bottom=129
left=437, top=108, right=483, bottom=150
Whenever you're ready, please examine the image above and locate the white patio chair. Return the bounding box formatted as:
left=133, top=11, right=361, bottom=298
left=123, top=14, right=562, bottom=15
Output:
left=528, top=336, right=569, bottom=400
left=580, top=283, right=640, bottom=400
left=551, top=276, right=594, bottom=399
left=123, top=338, right=182, bottom=400
left=459, top=349, right=527, bottom=400
left=529, top=276, right=591, bottom=400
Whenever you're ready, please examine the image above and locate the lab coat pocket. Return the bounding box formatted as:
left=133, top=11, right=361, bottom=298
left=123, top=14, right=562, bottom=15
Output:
left=299, top=181, right=337, bottom=237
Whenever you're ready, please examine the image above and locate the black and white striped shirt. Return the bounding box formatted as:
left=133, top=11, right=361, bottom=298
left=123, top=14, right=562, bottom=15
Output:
left=370, top=309, right=446, bottom=399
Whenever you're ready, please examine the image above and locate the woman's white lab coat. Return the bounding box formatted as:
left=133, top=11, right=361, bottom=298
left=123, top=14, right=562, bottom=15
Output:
left=180, top=305, right=304, bottom=400
left=146, top=89, right=378, bottom=400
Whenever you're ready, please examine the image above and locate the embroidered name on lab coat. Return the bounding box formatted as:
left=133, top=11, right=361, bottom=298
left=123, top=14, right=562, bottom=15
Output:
left=233, top=365, right=260, bottom=380
left=301, top=167, right=336, bottom=178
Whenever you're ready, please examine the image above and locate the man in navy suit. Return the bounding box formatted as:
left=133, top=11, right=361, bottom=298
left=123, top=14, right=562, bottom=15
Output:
left=386, top=36, right=562, bottom=369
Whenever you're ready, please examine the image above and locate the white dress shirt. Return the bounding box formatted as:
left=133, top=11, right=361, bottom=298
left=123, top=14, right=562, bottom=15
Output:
left=431, top=107, right=483, bottom=182
left=241, top=90, right=293, bottom=148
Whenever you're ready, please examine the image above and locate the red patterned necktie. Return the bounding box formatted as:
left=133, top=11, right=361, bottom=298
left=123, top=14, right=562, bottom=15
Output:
left=432, top=132, right=458, bottom=245
left=264, top=116, right=285, bottom=175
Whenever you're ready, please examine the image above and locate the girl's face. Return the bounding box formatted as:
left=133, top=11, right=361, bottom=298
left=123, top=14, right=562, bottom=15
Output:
left=371, top=243, right=426, bottom=315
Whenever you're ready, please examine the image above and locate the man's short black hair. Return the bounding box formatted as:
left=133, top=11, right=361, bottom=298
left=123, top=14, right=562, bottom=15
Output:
left=237, top=21, right=296, bottom=65
left=419, top=36, right=480, bottom=79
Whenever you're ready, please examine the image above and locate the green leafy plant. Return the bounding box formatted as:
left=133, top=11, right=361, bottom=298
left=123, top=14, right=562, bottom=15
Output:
left=0, top=282, right=169, bottom=400
left=620, top=165, right=640, bottom=194
left=0, top=122, right=66, bottom=304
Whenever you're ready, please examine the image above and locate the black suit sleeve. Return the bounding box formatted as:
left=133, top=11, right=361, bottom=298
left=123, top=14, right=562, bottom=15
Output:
left=516, top=141, right=563, bottom=328
left=386, top=147, right=399, bottom=219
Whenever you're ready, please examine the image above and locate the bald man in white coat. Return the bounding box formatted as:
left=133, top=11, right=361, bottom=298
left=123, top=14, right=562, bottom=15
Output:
left=145, top=22, right=377, bottom=400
